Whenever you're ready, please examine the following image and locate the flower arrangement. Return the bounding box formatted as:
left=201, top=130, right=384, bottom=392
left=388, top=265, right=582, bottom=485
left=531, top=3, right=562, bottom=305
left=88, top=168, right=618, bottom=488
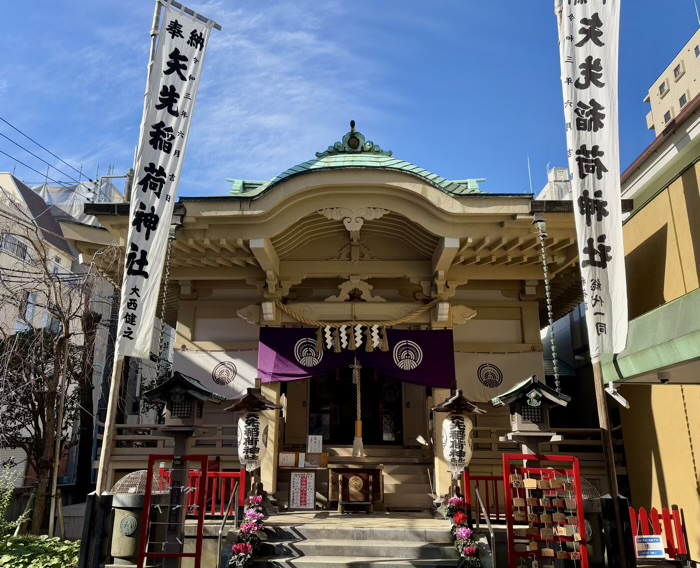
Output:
left=451, top=507, right=481, bottom=567
left=229, top=496, right=266, bottom=567
left=444, top=495, right=466, bottom=519
left=229, top=543, right=254, bottom=567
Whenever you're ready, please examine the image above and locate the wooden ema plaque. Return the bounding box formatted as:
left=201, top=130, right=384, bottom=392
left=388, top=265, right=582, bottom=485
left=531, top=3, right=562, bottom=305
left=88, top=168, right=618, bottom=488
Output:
left=502, top=453, right=589, bottom=568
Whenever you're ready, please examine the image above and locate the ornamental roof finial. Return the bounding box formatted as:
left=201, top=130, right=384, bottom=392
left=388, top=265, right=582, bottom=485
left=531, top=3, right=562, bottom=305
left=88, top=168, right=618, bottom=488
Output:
left=315, top=121, right=392, bottom=158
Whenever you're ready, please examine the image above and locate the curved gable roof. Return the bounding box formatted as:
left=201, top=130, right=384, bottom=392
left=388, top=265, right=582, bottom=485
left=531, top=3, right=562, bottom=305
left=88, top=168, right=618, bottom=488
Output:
left=229, top=122, right=483, bottom=197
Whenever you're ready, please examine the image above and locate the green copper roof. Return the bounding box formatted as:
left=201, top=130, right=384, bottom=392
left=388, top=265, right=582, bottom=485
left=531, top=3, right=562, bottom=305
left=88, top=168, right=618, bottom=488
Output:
left=229, top=122, right=484, bottom=196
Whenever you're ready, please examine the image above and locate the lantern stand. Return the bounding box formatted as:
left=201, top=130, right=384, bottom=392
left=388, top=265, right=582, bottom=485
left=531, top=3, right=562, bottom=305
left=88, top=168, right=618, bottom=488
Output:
left=432, top=390, right=486, bottom=505
left=225, top=385, right=282, bottom=498
left=143, top=371, right=226, bottom=568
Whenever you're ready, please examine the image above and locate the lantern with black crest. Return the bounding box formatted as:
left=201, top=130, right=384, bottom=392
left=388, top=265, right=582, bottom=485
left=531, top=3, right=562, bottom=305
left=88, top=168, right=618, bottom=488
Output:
left=432, top=390, right=486, bottom=480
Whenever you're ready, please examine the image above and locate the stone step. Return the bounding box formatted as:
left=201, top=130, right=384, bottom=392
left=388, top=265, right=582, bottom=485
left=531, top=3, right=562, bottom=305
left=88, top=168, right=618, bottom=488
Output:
left=383, top=483, right=432, bottom=494
left=382, top=473, right=430, bottom=484
left=326, top=447, right=429, bottom=458
left=383, top=493, right=435, bottom=509
left=263, top=525, right=453, bottom=543
left=252, top=556, right=458, bottom=567
left=328, top=456, right=430, bottom=465
left=266, top=539, right=459, bottom=560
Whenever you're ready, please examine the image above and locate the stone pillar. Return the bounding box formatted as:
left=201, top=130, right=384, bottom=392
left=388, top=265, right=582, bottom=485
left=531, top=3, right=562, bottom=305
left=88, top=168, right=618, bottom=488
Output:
left=432, top=388, right=452, bottom=499
left=261, top=382, right=281, bottom=495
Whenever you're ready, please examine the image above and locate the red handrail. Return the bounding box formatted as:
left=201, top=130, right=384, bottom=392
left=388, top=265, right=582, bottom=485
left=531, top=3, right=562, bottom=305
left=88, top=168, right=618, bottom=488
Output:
left=161, top=468, right=246, bottom=517
left=463, top=471, right=504, bottom=522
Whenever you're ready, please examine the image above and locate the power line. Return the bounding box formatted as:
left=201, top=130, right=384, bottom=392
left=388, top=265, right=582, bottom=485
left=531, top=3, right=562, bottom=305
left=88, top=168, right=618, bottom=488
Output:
left=0, top=150, right=69, bottom=187
left=0, top=115, right=84, bottom=178
left=0, top=132, right=82, bottom=185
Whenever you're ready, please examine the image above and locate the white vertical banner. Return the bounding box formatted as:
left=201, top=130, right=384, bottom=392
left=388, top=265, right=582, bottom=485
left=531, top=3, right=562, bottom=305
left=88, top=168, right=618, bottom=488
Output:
left=558, top=0, right=628, bottom=358
left=116, top=2, right=216, bottom=360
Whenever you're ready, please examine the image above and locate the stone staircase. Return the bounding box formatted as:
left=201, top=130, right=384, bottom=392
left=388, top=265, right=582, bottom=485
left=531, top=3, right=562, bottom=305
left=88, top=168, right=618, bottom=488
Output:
left=250, top=515, right=471, bottom=567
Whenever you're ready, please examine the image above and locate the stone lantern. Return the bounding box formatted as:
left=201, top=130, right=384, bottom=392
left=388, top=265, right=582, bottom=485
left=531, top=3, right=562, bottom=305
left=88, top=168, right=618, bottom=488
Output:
left=142, top=372, right=225, bottom=566
left=490, top=374, right=571, bottom=454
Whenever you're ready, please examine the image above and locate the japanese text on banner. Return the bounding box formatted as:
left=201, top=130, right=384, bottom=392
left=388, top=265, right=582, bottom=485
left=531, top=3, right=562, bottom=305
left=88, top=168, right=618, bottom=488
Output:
left=116, top=4, right=214, bottom=359
left=558, top=0, right=628, bottom=357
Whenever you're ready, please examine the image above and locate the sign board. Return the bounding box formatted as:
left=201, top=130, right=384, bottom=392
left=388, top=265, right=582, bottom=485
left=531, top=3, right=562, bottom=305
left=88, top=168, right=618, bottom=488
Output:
left=278, top=452, right=296, bottom=467
left=307, top=435, right=323, bottom=454
left=635, top=535, right=665, bottom=559
left=290, top=471, right=315, bottom=510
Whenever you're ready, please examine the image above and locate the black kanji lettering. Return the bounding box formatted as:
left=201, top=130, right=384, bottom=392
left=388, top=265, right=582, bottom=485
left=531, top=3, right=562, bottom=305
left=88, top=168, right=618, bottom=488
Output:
left=582, top=235, right=612, bottom=269
left=164, top=48, right=188, bottom=81
left=132, top=202, right=160, bottom=241
left=576, top=145, right=608, bottom=180
left=155, top=85, right=180, bottom=118
left=149, top=120, right=175, bottom=153
left=578, top=189, right=609, bottom=226
left=137, top=162, right=167, bottom=199
left=575, top=99, right=606, bottom=132
left=576, top=13, right=604, bottom=47
left=187, top=29, right=205, bottom=51
left=165, top=20, right=184, bottom=40
left=575, top=56, right=605, bottom=90
left=126, top=243, right=150, bottom=278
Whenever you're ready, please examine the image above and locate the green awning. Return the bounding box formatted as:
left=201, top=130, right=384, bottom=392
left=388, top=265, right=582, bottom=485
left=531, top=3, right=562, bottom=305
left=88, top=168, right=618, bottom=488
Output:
left=601, top=286, right=700, bottom=383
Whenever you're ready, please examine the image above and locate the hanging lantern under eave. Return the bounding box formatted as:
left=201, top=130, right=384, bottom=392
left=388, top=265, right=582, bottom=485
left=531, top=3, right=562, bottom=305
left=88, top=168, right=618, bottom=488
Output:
left=237, top=411, right=268, bottom=472
left=432, top=389, right=485, bottom=481
left=442, top=413, right=474, bottom=480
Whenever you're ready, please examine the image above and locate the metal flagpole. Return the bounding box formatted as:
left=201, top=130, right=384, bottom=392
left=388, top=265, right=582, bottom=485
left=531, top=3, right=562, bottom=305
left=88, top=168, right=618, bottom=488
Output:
left=96, top=0, right=163, bottom=495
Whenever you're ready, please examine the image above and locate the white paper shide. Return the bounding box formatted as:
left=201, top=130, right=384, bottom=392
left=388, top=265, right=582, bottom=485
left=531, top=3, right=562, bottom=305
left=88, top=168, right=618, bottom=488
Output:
left=558, top=0, right=628, bottom=358
left=116, top=5, right=213, bottom=359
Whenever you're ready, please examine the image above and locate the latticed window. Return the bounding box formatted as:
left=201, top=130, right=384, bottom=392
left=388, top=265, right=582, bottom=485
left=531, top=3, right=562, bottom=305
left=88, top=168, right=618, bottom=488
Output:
left=1, top=234, right=29, bottom=261
left=171, top=399, right=192, bottom=418
left=520, top=405, right=543, bottom=424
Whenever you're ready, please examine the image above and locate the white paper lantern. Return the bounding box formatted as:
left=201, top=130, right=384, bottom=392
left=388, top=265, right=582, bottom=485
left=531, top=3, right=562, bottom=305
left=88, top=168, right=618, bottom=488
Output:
left=238, top=411, right=268, bottom=471
left=442, top=413, right=474, bottom=479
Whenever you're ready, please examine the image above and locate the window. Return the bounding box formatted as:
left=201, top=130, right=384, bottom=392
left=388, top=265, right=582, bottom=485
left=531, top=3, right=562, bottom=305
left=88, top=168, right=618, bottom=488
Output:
left=695, top=45, right=700, bottom=57
left=680, top=93, right=688, bottom=108
left=674, top=62, right=685, bottom=80
left=43, top=304, right=61, bottom=335
left=16, top=292, right=37, bottom=331
left=1, top=234, right=28, bottom=260
left=659, top=81, right=668, bottom=96
left=664, top=110, right=673, bottom=123
left=52, top=256, right=61, bottom=275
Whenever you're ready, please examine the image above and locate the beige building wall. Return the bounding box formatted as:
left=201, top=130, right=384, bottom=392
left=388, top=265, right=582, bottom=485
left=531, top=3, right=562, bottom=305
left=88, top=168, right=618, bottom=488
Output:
left=619, top=384, right=700, bottom=557
left=623, top=161, right=700, bottom=318
left=646, top=28, right=700, bottom=134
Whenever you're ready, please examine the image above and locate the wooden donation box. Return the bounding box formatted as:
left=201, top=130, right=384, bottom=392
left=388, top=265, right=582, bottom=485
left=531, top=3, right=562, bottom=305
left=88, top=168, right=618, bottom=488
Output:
left=329, top=466, right=384, bottom=514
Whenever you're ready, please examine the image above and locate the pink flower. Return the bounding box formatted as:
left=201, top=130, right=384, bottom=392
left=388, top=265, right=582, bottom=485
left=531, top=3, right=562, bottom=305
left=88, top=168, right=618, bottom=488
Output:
left=248, top=495, right=263, bottom=506
left=456, top=527, right=473, bottom=540
left=463, top=545, right=478, bottom=557
left=448, top=496, right=465, bottom=508
left=240, top=521, right=262, bottom=534
left=245, top=509, right=264, bottom=522
left=232, top=543, right=253, bottom=555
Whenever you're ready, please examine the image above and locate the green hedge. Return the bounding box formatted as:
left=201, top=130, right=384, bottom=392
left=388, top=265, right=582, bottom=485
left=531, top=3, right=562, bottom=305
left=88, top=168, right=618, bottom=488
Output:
left=0, top=535, right=80, bottom=568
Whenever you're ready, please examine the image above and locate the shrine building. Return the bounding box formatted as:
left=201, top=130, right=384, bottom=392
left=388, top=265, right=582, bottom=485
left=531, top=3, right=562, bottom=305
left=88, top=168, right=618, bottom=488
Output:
left=82, top=123, right=620, bottom=510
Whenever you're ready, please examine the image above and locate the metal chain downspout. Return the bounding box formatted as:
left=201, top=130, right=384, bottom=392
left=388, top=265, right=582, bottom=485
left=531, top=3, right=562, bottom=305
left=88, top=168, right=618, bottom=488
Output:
left=680, top=385, right=700, bottom=490
left=537, top=218, right=561, bottom=392
left=157, top=227, right=176, bottom=377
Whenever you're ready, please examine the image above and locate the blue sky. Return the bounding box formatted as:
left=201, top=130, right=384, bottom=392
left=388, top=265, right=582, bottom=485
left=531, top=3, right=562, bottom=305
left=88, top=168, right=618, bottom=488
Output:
left=1, top=1, right=698, bottom=197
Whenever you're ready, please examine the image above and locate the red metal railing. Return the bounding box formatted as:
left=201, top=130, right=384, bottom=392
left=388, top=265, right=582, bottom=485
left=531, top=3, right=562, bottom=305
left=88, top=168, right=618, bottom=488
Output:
left=160, top=468, right=246, bottom=517
left=629, top=506, right=689, bottom=560
left=463, top=471, right=505, bottom=522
